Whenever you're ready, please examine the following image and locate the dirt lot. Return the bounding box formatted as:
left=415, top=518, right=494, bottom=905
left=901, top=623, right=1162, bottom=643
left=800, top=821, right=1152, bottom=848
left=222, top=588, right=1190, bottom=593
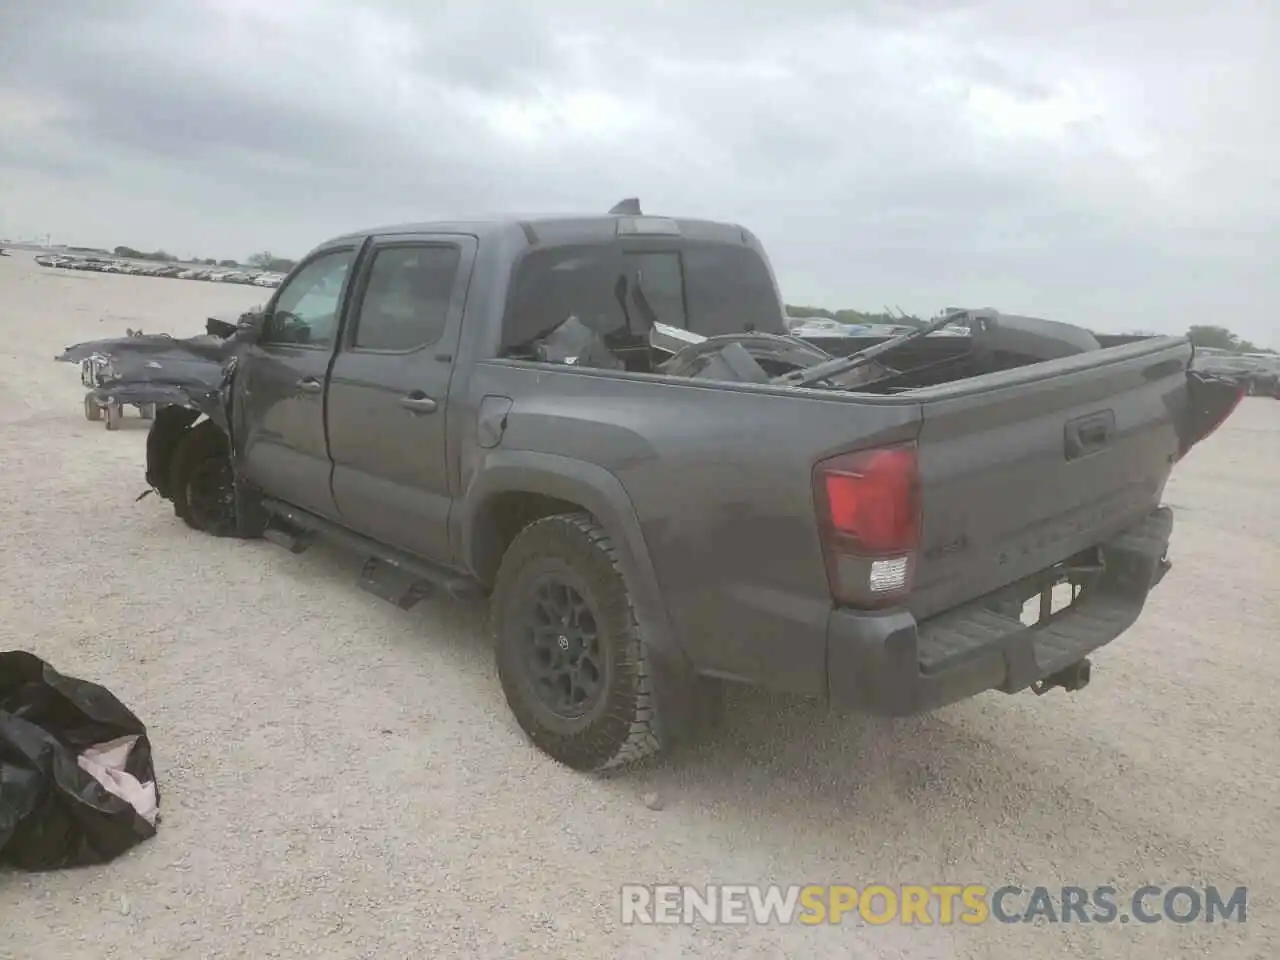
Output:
left=0, top=251, right=1275, bottom=960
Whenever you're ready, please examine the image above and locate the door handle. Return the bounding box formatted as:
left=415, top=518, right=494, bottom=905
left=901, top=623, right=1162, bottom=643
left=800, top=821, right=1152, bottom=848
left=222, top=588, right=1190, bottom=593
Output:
left=1064, top=410, right=1115, bottom=460
left=400, top=392, right=438, bottom=414
left=296, top=377, right=322, bottom=394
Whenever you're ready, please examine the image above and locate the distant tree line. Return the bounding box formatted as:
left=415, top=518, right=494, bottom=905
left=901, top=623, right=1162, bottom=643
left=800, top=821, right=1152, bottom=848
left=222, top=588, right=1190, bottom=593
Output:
left=1185, top=324, right=1273, bottom=355
left=112, top=245, right=294, bottom=271
left=247, top=251, right=297, bottom=274
left=113, top=246, right=179, bottom=263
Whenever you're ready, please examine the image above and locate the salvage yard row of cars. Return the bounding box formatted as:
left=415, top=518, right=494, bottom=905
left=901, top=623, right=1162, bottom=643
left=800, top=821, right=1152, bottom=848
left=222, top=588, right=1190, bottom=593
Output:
left=33, top=252, right=283, bottom=287
left=1190, top=347, right=1280, bottom=397
left=54, top=199, right=1248, bottom=774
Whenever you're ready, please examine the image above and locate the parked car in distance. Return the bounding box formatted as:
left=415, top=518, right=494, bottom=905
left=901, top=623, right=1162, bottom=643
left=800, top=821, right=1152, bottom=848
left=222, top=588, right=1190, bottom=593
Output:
left=1193, top=347, right=1280, bottom=396
left=136, top=205, right=1242, bottom=773
left=1240, top=353, right=1280, bottom=397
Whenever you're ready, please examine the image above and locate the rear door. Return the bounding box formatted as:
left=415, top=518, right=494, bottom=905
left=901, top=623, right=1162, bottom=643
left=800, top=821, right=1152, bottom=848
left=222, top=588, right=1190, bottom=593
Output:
left=236, top=243, right=361, bottom=519
left=326, top=234, right=477, bottom=564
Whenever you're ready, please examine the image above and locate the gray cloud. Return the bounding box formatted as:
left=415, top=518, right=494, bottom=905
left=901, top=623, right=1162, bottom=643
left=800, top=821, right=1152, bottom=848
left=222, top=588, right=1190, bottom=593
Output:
left=0, top=0, right=1276, bottom=343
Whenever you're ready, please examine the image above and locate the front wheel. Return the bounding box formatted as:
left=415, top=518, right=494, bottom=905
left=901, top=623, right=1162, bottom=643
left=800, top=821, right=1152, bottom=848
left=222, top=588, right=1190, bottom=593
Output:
left=493, top=513, right=664, bottom=772
left=169, top=421, right=237, bottom=536
left=84, top=393, right=102, bottom=422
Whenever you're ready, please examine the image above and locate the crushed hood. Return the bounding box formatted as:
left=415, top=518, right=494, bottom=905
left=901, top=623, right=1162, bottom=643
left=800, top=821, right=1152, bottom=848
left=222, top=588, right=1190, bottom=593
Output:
left=54, top=313, right=248, bottom=390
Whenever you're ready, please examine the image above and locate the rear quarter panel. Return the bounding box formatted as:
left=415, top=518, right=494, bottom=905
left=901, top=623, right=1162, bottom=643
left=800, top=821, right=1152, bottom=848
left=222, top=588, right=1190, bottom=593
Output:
left=462, top=361, right=921, bottom=694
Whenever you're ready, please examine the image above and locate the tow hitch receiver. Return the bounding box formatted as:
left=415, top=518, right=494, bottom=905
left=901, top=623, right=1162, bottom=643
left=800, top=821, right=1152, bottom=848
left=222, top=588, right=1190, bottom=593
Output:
left=1031, top=658, right=1092, bottom=696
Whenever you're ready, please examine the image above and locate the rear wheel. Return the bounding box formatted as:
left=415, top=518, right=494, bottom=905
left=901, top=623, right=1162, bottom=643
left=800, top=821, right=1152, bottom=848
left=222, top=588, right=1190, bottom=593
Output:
left=103, top=401, right=123, bottom=431
left=169, top=421, right=237, bottom=535
left=493, top=513, right=664, bottom=772
left=84, top=393, right=102, bottom=422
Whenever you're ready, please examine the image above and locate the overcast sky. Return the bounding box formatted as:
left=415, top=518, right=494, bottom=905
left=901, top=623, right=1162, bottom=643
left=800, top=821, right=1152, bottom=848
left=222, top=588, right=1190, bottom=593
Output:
left=1, top=0, right=1276, bottom=343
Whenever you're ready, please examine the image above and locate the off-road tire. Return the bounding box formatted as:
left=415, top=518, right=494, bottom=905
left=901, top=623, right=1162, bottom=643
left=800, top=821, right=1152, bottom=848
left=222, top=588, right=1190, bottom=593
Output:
left=84, top=393, right=102, bottom=422
left=493, top=513, right=663, bottom=772
left=103, top=401, right=122, bottom=431
left=168, top=420, right=235, bottom=535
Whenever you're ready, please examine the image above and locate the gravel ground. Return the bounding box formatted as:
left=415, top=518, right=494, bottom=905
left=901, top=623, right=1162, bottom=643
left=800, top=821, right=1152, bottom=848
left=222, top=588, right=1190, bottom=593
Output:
left=0, top=251, right=1275, bottom=960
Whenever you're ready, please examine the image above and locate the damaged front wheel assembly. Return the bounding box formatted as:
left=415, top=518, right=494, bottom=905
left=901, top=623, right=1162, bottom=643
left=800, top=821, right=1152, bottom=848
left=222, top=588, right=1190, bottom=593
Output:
left=168, top=420, right=237, bottom=536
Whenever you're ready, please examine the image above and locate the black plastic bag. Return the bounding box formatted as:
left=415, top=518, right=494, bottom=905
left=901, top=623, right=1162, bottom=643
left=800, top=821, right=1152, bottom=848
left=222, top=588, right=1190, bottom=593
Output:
left=0, top=651, right=160, bottom=871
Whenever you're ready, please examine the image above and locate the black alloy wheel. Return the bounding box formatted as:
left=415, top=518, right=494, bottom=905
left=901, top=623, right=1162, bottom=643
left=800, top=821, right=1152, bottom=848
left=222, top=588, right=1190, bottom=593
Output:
left=521, top=576, right=605, bottom=719
left=493, top=513, right=664, bottom=772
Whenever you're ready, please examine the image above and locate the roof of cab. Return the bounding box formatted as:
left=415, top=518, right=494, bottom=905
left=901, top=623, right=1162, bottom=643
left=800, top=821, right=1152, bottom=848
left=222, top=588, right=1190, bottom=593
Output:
left=324, top=213, right=755, bottom=247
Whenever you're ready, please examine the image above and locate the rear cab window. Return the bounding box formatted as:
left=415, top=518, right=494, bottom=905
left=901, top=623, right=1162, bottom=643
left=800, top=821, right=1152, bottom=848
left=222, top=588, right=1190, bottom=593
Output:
left=623, top=251, right=687, bottom=328
left=499, top=236, right=784, bottom=360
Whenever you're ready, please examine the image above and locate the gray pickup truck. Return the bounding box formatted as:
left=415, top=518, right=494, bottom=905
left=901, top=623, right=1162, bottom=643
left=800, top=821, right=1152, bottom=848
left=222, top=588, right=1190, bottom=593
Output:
left=134, top=206, right=1242, bottom=772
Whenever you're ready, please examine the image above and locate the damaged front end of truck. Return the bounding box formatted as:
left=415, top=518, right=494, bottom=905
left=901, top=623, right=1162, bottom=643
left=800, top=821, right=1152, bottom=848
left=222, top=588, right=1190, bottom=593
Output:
left=56, top=315, right=246, bottom=422
left=56, top=311, right=259, bottom=532
left=139, top=320, right=258, bottom=536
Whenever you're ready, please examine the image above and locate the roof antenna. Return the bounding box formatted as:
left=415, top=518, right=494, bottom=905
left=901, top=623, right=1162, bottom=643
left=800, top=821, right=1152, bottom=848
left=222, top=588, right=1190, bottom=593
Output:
left=609, top=197, right=642, bottom=215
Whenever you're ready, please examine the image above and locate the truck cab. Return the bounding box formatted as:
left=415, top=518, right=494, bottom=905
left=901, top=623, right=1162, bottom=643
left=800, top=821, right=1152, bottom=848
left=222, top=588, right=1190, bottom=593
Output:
left=224, top=216, right=788, bottom=562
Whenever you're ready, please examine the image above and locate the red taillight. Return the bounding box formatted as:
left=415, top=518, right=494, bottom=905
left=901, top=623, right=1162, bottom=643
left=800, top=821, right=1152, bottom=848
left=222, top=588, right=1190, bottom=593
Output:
left=814, top=443, right=921, bottom=608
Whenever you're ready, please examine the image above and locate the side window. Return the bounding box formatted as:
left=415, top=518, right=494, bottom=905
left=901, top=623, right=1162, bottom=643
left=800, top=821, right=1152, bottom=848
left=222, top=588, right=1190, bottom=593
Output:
left=623, top=251, right=687, bottom=328
left=351, top=245, right=462, bottom=352
left=263, top=249, right=357, bottom=346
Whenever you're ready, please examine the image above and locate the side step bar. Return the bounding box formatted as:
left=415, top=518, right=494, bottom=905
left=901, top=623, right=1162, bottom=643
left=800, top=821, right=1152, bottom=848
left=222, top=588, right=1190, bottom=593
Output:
left=260, top=498, right=483, bottom=609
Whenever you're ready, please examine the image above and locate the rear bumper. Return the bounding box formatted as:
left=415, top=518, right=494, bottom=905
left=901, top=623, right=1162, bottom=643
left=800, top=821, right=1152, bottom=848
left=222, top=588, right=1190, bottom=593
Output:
left=826, top=507, right=1174, bottom=716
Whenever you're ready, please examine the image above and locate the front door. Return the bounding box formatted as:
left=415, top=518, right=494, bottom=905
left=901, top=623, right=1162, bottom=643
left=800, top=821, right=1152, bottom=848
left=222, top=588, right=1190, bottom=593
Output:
left=326, top=234, right=477, bottom=564
left=236, top=244, right=361, bottom=519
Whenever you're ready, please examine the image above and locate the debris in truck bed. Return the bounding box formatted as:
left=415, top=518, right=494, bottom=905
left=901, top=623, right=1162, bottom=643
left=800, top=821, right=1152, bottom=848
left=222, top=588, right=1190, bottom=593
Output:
left=0, top=651, right=160, bottom=871
left=516, top=300, right=1108, bottom=394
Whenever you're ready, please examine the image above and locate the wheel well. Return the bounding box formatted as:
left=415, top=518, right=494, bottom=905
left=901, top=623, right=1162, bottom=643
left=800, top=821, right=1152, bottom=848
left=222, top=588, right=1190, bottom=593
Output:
left=471, top=492, right=588, bottom=587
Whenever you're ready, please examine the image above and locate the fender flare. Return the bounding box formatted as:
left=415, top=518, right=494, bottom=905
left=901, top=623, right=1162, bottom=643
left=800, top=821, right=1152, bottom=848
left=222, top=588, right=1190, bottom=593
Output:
left=460, top=450, right=684, bottom=663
